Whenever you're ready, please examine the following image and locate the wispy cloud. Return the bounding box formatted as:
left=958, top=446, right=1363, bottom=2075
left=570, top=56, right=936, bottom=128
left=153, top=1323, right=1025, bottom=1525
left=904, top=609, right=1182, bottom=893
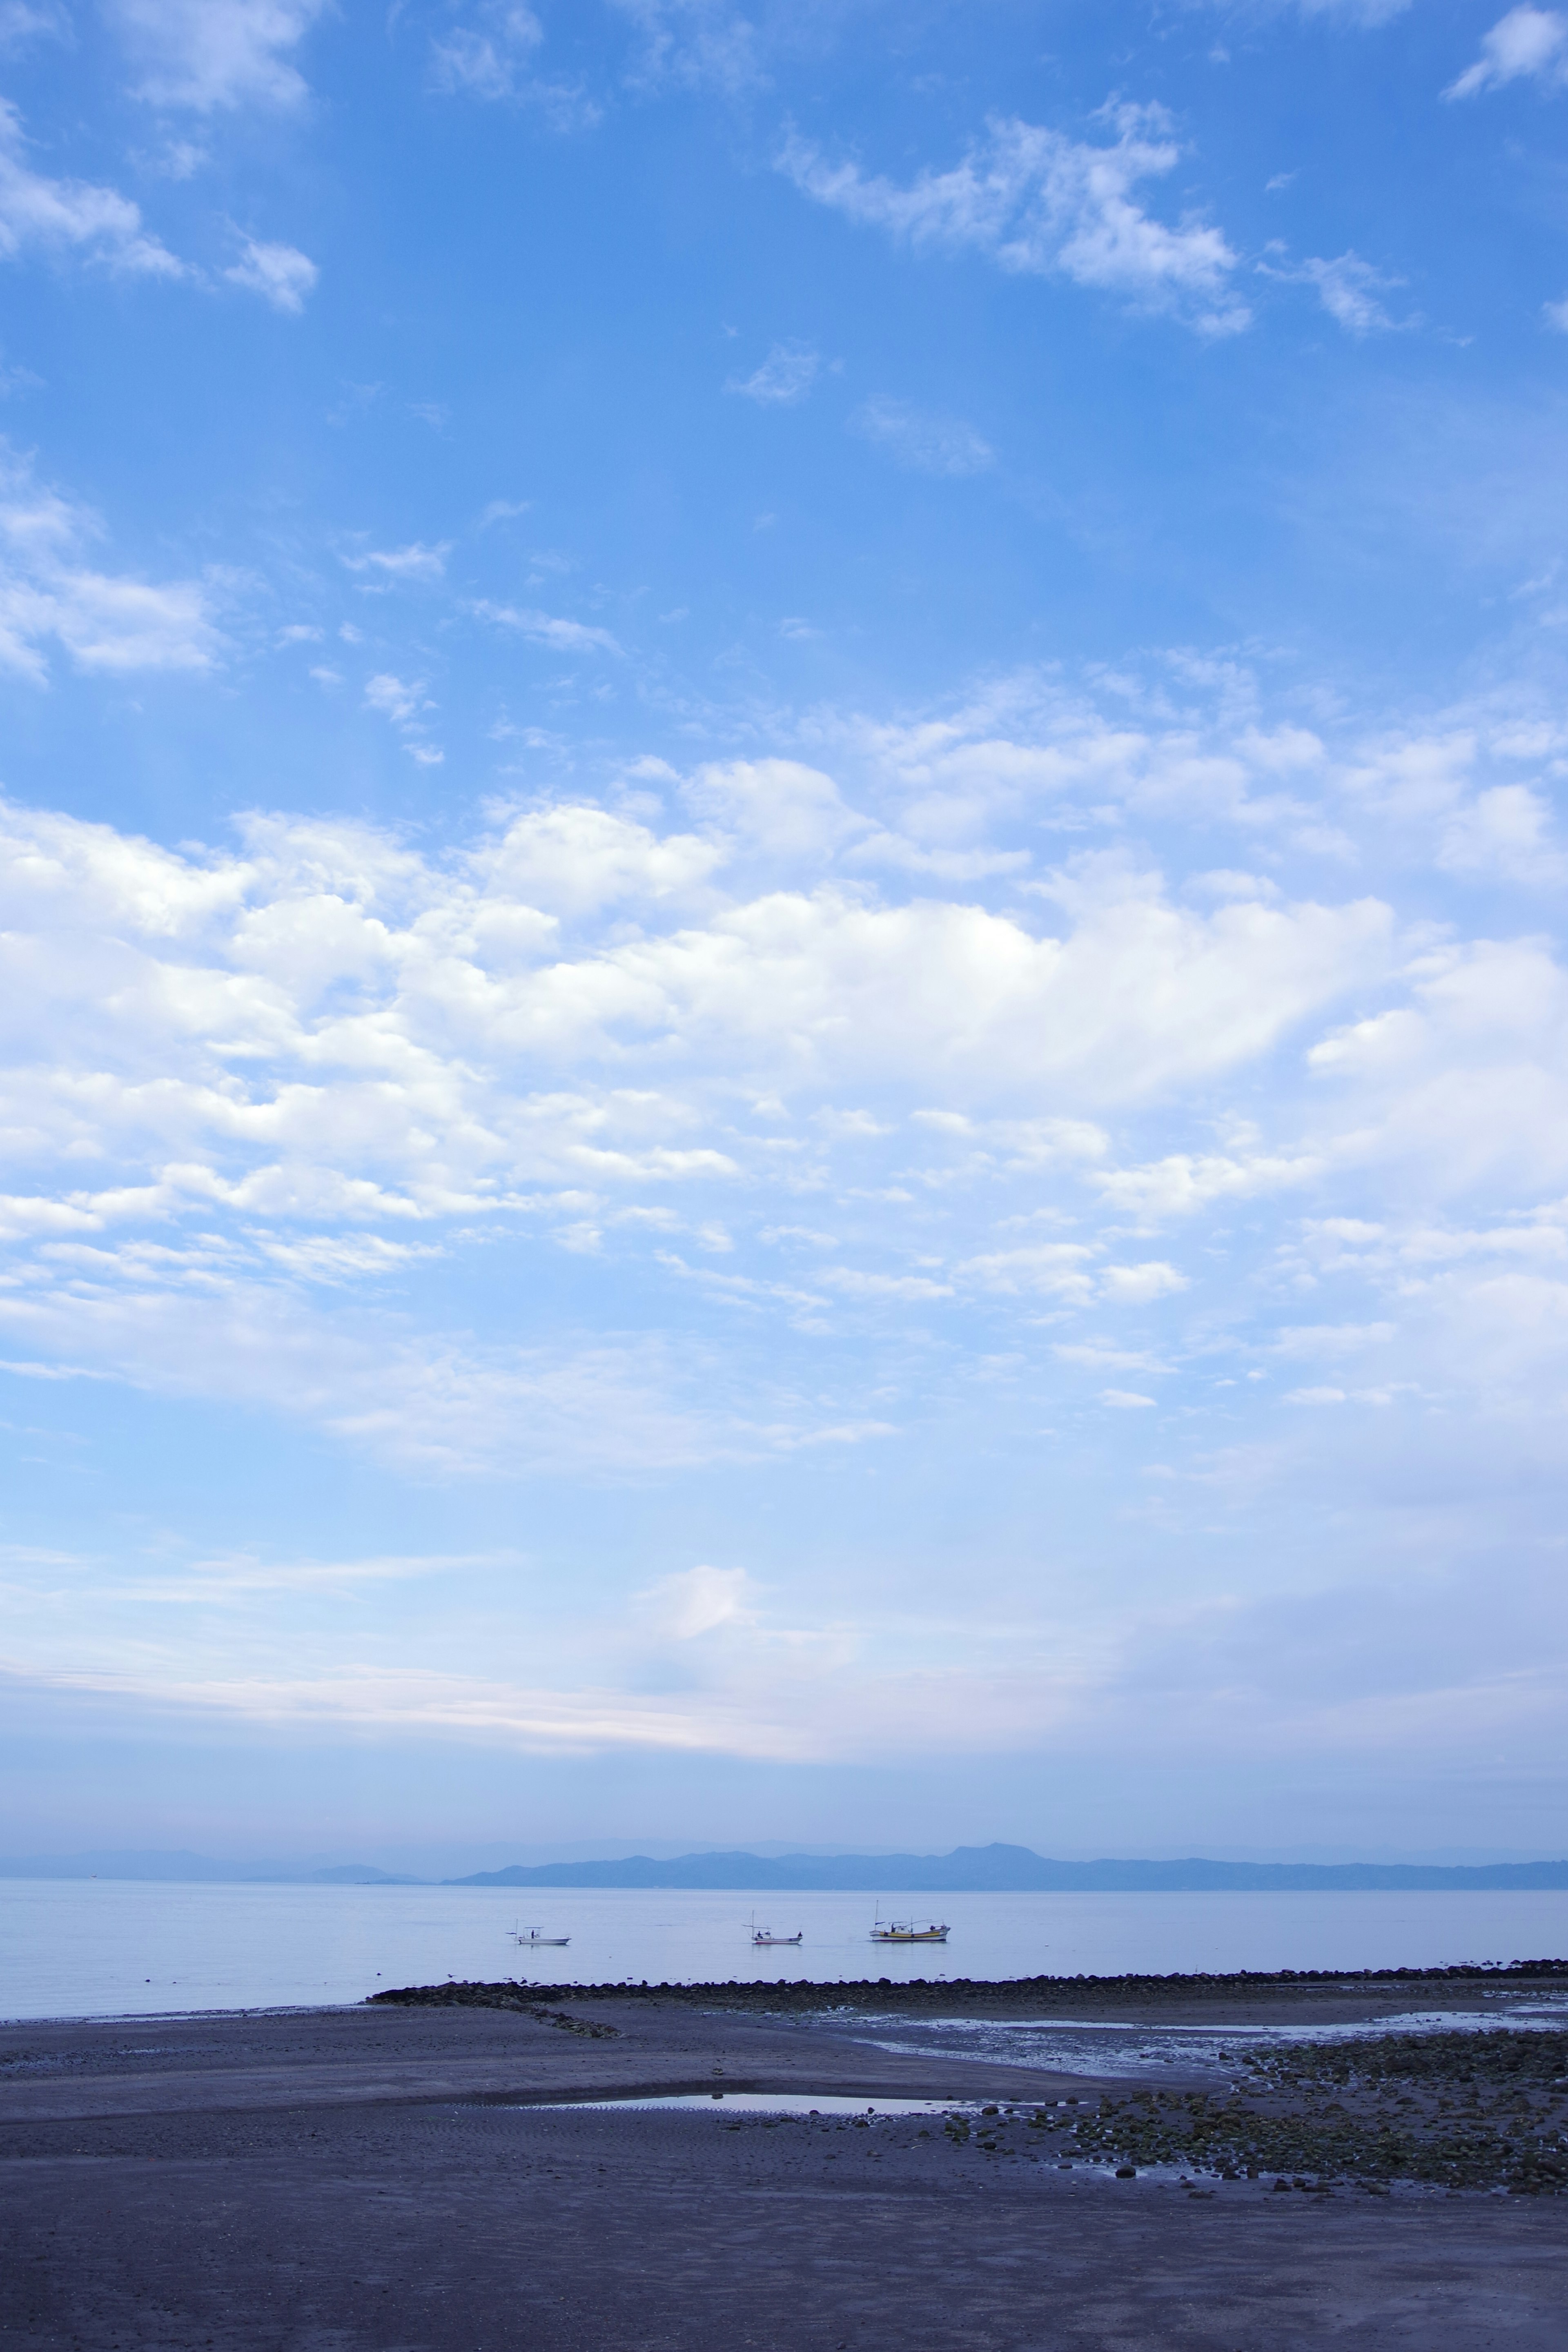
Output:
left=225, top=234, right=316, bottom=312
left=1246, top=0, right=1412, bottom=21
left=364, top=670, right=443, bottom=762
left=431, top=1, right=542, bottom=97
left=0, top=0, right=70, bottom=52
left=430, top=2, right=599, bottom=125
left=725, top=340, right=819, bottom=405
left=472, top=599, right=622, bottom=653
left=1261, top=247, right=1410, bottom=334
left=851, top=396, right=994, bottom=477
left=1446, top=7, right=1568, bottom=98
left=0, top=443, right=218, bottom=679
left=342, top=541, right=449, bottom=585
left=0, top=98, right=183, bottom=277
left=780, top=105, right=1248, bottom=335
left=611, top=0, right=766, bottom=96
left=107, top=0, right=327, bottom=111
left=1302, top=249, right=1405, bottom=332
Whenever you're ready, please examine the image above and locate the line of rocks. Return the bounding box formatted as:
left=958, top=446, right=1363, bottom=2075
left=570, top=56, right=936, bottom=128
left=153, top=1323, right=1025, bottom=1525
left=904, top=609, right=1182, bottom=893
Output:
left=1064, top=2029, right=1568, bottom=2196
left=368, top=1960, right=1568, bottom=2018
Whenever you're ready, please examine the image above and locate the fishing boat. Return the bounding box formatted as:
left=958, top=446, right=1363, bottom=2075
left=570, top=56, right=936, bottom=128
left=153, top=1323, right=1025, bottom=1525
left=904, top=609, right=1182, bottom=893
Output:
left=869, top=1916, right=949, bottom=1944
left=509, top=1926, right=570, bottom=1948
left=748, top=1914, right=804, bottom=1947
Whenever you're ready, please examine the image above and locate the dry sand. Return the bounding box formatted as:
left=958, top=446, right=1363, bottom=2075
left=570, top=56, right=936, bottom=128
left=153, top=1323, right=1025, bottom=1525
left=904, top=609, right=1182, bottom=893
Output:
left=2, top=1972, right=1566, bottom=2349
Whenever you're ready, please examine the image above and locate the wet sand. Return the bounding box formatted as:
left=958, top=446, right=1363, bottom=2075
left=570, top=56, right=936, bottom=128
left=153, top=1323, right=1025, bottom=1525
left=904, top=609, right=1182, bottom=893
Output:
left=2, top=1971, right=1566, bottom=2348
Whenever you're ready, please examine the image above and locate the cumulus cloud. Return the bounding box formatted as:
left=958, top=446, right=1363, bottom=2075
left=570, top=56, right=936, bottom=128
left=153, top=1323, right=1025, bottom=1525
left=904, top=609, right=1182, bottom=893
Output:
left=224, top=235, right=316, bottom=312
left=0, top=99, right=183, bottom=276
left=780, top=106, right=1248, bottom=334
left=851, top=396, right=994, bottom=477
left=107, top=0, right=327, bottom=111
left=725, top=340, right=820, bottom=405
left=681, top=757, right=868, bottom=858
left=1437, top=784, right=1568, bottom=884
left=1446, top=7, right=1568, bottom=97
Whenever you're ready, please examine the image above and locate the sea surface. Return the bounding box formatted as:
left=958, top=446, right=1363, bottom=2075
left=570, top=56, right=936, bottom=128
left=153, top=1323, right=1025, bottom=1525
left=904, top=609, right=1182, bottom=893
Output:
left=3, top=1882, right=1568, bottom=2023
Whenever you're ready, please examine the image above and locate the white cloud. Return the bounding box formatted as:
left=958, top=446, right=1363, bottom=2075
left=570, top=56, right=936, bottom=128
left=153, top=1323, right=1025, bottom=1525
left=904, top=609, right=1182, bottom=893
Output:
left=1101, top=1387, right=1157, bottom=1408
left=958, top=1243, right=1098, bottom=1301
left=641, top=1562, right=755, bottom=1638
left=0, top=445, right=218, bottom=679
left=851, top=397, right=994, bottom=478
left=429, top=2, right=597, bottom=124
left=479, top=497, right=531, bottom=527
left=1274, top=1321, right=1396, bottom=1357
left=4, top=655, right=1568, bottom=1528
left=682, top=757, right=868, bottom=858
left=343, top=541, right=448, bottom=584
left=1437, top=784, right=1568, bottom=884
left=611, top=0, right=766, bottom=95
left=0, top=100, right=183, bottom=277
left=477, top=802, right=722, bottom=914
left=0, top=2, right=70, bottom=49
left=430, top=3, right=542, bottom=98
left=725, top=341, right=820, bottom=405
left=472, top=599, right=622, bottom=653
left=107, top=0, right=327, bottom=111
left=820, top=1267, right=955, bottom=1301
left=363, top=670, right=443, bottom=762
left=1447, top=7, right=1568, bottom=97
left=1097, top=1149, right=1324, bottom=1221
left=1263, top=0, right=1412, bottom=20
left=224, top=236, right=316, bottom=312
left=1101, top=1261, right=1188, bottom=1303
left=1294, top=250, right=1405, bottom=335
left=363, top=672, right=430, bottom=726
left=781, top=106, right=1248, bottom=334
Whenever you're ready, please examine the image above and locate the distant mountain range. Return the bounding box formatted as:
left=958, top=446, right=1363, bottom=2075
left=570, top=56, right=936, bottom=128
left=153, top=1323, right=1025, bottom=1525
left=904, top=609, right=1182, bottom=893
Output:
left=6, top=1841, right=1568, bottom=1890
left=448, top=1842, right=1568, bottom=1893
left=0, top=1851, right=418, bottom=1885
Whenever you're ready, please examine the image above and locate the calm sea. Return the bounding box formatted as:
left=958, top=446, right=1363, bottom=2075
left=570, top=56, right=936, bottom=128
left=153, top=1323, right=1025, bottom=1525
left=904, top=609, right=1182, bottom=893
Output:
left=2, top=1881, right=1567, bottom=2022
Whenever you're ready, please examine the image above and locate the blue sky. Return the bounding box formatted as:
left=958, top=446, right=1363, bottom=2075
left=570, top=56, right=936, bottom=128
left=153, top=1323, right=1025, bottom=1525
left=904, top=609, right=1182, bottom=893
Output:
left=3, top=0, right=1568, bottom=1865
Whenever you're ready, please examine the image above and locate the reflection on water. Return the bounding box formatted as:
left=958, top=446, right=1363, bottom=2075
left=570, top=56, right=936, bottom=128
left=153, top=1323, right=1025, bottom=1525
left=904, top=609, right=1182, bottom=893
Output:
left=2, top=1878, right=1566, bottom=2022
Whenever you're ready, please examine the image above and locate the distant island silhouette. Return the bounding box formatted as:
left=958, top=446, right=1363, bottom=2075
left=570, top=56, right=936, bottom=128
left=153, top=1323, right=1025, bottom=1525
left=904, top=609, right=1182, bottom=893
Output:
left=445, top=1842, right=1568, bottom=1893
left=6, top=1841, right=1566, bottom=1889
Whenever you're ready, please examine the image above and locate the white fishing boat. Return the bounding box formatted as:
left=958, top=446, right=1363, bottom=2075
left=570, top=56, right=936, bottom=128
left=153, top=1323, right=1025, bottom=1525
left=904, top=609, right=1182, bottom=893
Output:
left=869, top=1914, right=949, bottom=1944
left=509, top=1925, right=570, bottom=1947
left=748, top=1916, right=804, bottom=1947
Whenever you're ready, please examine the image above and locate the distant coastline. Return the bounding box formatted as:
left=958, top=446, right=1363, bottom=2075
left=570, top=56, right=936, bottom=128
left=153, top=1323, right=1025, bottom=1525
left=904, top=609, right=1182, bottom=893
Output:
left=5, top=1840, right=1568, bottom=1891
left=446, top=1843, right=1568, bottom=1893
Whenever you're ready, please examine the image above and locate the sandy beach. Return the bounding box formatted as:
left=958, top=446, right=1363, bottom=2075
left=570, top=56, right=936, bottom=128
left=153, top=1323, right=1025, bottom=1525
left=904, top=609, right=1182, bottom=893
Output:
left=2, top=1966, right=1566, bottom=2348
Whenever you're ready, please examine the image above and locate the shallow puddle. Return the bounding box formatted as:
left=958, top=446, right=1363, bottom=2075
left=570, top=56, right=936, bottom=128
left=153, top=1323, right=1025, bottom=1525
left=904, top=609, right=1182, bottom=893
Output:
left=526, top=2091, right=971, bottom=2116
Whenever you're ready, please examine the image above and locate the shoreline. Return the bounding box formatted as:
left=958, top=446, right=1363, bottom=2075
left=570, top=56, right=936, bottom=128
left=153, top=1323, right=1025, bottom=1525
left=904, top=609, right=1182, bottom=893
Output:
left=5, top=1981, right=1567, bottom=2345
